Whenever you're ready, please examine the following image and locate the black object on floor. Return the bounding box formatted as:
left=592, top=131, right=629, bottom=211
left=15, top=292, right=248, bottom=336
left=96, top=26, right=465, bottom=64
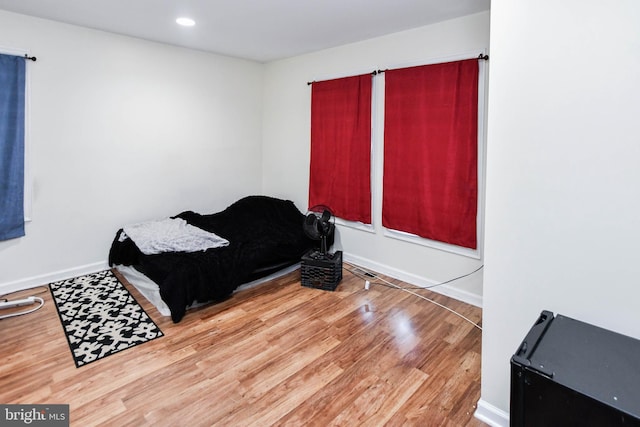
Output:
left=301, top=250, right=343, bottom=291
left=511, top=310, right=640, bottom=427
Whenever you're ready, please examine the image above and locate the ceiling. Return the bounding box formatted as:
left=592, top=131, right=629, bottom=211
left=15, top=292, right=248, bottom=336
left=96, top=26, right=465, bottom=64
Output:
left=0, top=0, right=490, bottom=62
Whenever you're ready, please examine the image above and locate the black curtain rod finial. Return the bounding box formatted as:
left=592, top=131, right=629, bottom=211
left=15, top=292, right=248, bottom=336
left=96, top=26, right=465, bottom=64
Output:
left=24, top=54, right=37, bottom=62
left=478, top=53, right=489, bottom=60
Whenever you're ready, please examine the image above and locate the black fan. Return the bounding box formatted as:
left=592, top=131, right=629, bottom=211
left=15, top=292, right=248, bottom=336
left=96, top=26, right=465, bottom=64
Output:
left=303, top=205, right=334, bottom=257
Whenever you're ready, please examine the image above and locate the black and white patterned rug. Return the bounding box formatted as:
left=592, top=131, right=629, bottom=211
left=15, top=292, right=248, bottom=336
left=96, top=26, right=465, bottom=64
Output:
left=50, top=269, right=163, bottom=367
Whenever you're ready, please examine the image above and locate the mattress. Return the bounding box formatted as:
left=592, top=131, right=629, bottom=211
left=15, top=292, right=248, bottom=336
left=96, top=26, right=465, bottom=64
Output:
left=115, top=263, right=301, bottom=317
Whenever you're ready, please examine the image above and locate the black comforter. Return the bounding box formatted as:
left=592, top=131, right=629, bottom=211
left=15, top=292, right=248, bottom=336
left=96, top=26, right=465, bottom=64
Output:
left=108, top=196, right=317, bottom=323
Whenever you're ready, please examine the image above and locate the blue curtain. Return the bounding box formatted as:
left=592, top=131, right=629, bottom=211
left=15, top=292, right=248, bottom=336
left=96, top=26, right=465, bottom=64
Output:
left=0, top=54, right=26, bottom=241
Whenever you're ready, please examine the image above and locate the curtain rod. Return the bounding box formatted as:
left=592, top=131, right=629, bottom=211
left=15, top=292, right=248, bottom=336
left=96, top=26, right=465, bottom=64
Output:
left=307, top=53, right=488, bottom=85
left=307, top=70, right=378, bottom=86
left=376, top=53, right=489, bottom=74
left=0, top=52, right=37, bottom=61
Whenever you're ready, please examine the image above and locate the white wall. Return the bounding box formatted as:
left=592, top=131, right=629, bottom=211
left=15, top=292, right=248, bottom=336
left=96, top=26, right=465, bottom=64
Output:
left=0, top=10, right=264, bottom=292
left=262, top=12, right=490, bottom=304
left=478, top=1, right=640, bottom=425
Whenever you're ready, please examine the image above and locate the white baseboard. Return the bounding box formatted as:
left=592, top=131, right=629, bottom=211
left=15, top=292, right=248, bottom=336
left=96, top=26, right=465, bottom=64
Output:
left=474, top=398, right=509, bottom=427
left=2, top=253, right=482, bottom=307
left=0, top=261, right=109, bottom=295
left=342, top=252, right=483, bottom=308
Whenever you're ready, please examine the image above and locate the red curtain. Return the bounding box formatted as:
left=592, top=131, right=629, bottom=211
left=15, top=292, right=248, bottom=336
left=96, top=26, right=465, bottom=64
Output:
left=382, top=59, right=478, bottom=248
left=309, top=74, right=372, bottom=223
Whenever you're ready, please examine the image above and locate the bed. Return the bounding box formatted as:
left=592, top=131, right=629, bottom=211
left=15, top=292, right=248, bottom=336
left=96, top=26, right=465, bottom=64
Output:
left=108, top=195, right=320, bottom=323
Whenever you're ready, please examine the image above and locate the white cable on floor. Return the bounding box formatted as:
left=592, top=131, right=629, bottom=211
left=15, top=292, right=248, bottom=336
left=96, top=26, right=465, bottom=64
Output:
left=344, top=262, right=482, bottom=331
left=392, top=285, right=482, bottom=331
left=0, top=297, right=45, bottom=320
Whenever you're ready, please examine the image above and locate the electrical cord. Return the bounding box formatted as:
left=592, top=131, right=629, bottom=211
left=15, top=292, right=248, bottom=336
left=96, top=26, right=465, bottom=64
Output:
left=344, top=261, right=483, bottom=331
left=0, top=286, right=48, bottom=320
left=346, top=262, right=483, bottom=291
left=0, top=296, right=45, bottom=320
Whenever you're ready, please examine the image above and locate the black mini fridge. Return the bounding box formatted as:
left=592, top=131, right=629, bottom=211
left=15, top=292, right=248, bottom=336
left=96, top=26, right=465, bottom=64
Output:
left=510, top=310, right=640, bottom=427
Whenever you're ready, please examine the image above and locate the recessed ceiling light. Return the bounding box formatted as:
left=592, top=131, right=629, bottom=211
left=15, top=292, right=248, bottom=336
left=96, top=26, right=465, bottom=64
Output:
left=176, top=17, right=196, bottom=27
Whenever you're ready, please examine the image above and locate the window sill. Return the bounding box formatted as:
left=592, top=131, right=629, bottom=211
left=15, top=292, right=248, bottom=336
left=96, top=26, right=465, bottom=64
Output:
left=335, top=217, right=375, bottom=234
left=383, top=228, right=481, bottom=259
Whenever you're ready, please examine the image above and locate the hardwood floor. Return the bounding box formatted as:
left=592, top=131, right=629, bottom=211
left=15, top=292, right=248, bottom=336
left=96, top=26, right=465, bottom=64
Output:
left=0, top=265, right=486, bottom=426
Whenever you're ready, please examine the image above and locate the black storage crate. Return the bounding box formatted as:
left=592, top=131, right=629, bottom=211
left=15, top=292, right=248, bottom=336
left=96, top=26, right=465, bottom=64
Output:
left=301, top=250, right=343, bottom=291
left=511, top=310, right=640, bottom=427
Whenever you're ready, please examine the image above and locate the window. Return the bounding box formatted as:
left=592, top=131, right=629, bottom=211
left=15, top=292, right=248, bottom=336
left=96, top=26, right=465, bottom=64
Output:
left=308, top=74, right=372, bottom=224
left=307, top=54, right=487, bottom=256
left=0, top=52, right=28, bottom=241
left=382, top=59, right=480, bottom=250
